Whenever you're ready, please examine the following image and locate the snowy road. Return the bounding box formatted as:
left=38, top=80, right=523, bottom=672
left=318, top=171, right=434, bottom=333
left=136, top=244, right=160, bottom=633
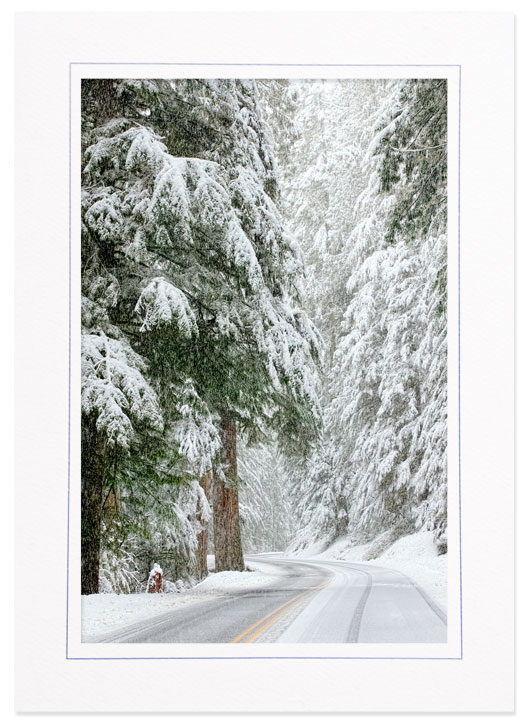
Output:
left=270, top=557, right=447, bottom=643
left=95, top=556, right=446, bottom=644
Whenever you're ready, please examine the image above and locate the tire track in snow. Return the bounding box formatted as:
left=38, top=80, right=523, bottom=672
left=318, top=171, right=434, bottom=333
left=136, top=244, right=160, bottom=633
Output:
left=344, top=565, right=373, bottom=642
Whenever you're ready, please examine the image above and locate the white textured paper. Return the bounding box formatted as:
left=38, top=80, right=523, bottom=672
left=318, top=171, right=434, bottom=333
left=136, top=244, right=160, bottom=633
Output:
left=14, top=11, right=514, bottom=713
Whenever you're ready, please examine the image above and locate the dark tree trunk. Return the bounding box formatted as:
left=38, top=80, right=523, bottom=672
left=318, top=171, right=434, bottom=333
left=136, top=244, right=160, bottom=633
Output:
left=213, top=416, right=244, bottom=572
left=195, top=471, right=212, bottom=580
left=81, top=416, right=107, bottom=594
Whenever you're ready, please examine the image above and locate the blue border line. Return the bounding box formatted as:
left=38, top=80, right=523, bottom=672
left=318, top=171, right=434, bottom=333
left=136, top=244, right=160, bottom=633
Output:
left=69, top=656, right=461, bottom=661
left=457, top=64, right=463, bottom=660
left=66, top=60, right=72, bottom=660
left=68, top=63, right=462, bottom=661
left=70, top=62, right=461, bottom=67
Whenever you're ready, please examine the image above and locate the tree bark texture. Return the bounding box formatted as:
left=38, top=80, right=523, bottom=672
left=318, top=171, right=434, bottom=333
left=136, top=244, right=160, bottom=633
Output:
left=213, top=416, right=245, bottom=572
left=195, top=471, right=212, bottom=580
left=81, top=416, right=107, bottom=594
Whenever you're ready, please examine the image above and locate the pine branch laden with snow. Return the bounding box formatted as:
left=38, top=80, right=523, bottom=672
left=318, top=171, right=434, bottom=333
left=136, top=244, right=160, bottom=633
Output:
left=82, top=117, right=320, bottom=431
left=168, top=379, right=222, bottom=477
left=135, top=278, right=197, bottom=334
left=97, top=515, right=145, bottom=595
left=81, top=333, right=163, bottom=448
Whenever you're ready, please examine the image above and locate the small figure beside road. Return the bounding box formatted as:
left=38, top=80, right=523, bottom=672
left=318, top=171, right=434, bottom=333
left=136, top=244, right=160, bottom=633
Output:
left=147, top=563, right=163, bottom=593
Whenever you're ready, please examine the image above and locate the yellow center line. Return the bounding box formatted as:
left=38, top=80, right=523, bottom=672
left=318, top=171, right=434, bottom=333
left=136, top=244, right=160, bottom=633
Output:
left=231, top=579, right=330, bottom=644
left=230, top=590, right=310, bottom=643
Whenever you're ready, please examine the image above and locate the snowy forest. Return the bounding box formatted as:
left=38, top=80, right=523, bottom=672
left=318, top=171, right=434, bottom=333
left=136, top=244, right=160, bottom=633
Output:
left=81, top=78, right=447, bottom=596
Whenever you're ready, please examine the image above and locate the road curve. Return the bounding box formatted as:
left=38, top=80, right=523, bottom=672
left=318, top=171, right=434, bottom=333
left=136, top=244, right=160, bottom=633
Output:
left=94, top=556, right=446, bottom=644
left=94, top=558, right=328, bottom=644
left=260, top=557, right=447, bottom=643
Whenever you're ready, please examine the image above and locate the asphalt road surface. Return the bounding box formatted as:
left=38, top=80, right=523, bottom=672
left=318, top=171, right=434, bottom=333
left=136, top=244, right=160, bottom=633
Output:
left=96, top=556, right=447, bottom=644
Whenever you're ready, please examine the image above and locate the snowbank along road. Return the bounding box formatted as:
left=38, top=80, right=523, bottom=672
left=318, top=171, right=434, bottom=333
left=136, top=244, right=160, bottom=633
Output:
left=95, top=556, right=447, bottom=644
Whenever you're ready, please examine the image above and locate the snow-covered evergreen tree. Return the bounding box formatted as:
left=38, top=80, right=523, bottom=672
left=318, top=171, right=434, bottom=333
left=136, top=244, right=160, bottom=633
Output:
left=327, top=79, right=447, bottom=548
left=81, top=79, right=321, bottom=592
left=263, top=79, right=448, bottom=555
left=238, top=443, right=296, bottom=553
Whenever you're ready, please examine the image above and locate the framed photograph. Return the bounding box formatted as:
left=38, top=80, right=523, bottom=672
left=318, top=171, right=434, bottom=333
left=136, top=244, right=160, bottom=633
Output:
left=14, top=11, right=514, bottom=713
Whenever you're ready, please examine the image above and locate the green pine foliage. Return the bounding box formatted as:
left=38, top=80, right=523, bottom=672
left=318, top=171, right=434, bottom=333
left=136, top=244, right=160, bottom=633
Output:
left=81, top=79, right=321, bottom=592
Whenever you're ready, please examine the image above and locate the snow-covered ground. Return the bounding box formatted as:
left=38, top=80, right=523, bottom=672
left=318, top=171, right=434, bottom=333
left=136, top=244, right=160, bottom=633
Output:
left=289, top=531, right=447, bottom=614
left=81, top=557, right=283, bottom=641
left=82, top=533, right=447, bottom=641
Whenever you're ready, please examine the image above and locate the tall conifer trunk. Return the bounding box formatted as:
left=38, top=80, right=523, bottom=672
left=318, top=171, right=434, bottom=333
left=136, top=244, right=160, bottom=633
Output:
left=195, top=471, right=212, bottom=579
left=213, top=416, right=244, bottom=572
left=81, top=416, right=106, bottom=594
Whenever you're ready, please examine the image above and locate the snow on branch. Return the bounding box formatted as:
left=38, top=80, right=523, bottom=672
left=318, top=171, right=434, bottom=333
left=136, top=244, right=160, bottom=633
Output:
left=81, top=333, right=163, bottom=448
left=135, top=277, right=198, bottom=335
